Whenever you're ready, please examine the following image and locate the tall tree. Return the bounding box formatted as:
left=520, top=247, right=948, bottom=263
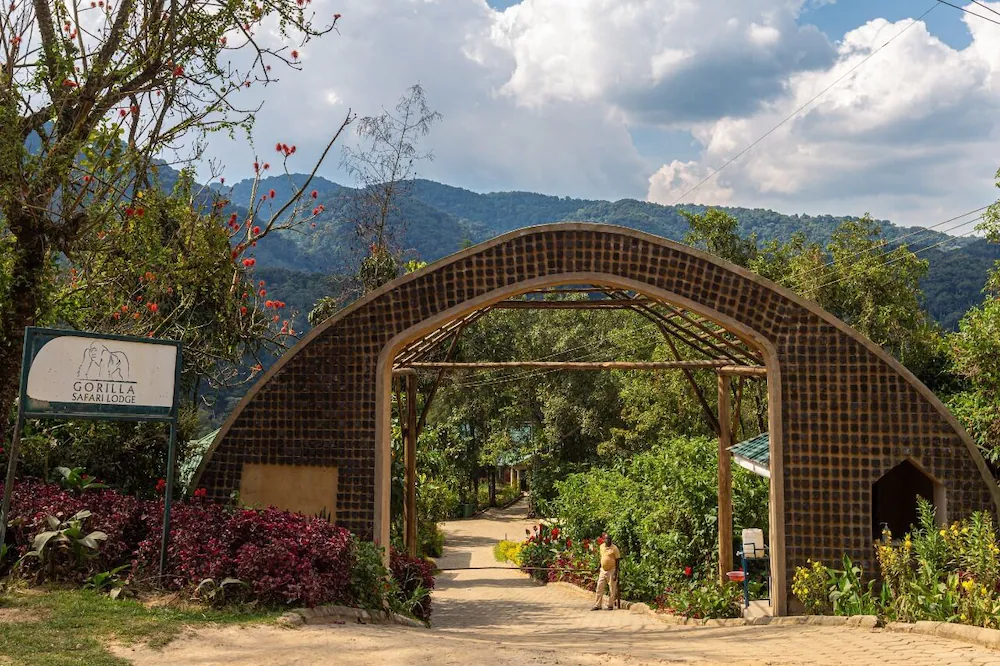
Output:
left=309, top=85, right=440, bottom=323
left=0, top=0, right=348, bottom=444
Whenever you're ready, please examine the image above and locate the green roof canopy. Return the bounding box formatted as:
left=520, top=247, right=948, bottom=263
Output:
left=729, top=432, right=769, bottom=478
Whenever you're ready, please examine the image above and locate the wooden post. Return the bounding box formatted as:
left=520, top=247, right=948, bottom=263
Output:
left=717, top=373, right=734, bottom=584
left=405, top=373, right=418, bottom=557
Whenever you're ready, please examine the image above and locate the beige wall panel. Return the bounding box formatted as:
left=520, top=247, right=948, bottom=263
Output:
left=240, top=463, right=337, bottom=522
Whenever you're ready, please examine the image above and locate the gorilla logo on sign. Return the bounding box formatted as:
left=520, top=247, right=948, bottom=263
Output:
left=77, top=342, right=131, bottom=382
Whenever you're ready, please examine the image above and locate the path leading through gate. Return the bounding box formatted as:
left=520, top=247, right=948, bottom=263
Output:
left=120, top=499, right=1000, bottom=665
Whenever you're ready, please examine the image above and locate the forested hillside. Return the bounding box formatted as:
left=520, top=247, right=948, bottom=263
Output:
left=248, top=175, right=994, bottom=333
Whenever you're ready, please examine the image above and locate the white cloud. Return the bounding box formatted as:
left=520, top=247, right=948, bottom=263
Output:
left=648, top=160, right=734, bottom=206
left=487, top=0, right=833, bottom=122
left=647, top=8, right=1000, bottom=226
left=200, top=0, right=1000, bottom=230
left=203, top=0, right=649, bottom=200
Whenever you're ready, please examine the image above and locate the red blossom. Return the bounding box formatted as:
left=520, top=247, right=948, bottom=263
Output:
left=193, top=488, right=207, bottom=498
left=684, top=566, right=693, bottom=577
left=268, top=189, right=275, bottom=199
left=147, top=303, right=158, bottom=313
left=62, top=79, right=78, bottom=87
left=291, top=49, right=299, bottom=60
left=155, top=478, right=166, bottom=494
left=240, top=306, right=248, bottom=315
left=310, top=190, right=318, bottom=198
left=172, top=64, right=184, bottom=77
left=252, top=226, right=261, bottom=235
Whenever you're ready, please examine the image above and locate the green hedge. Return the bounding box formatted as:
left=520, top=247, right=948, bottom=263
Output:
left=551, top=435, right=768, bottom=601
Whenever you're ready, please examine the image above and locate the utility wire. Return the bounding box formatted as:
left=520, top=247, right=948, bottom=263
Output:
left=970, top=0, right=1000, bottom=19
left=790, top=205, right=988, bottom=281
left=937, top=0, right=1000, bottom=26
left=802, top=215, right=984, bottom=296
left=669, top=4, right=938, bottom=206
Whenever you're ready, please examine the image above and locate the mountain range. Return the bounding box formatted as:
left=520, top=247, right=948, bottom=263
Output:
left=240, top=176, right=999, bottom=333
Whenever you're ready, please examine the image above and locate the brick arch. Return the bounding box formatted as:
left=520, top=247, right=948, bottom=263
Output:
left=194, top=223, right=999, bottom=615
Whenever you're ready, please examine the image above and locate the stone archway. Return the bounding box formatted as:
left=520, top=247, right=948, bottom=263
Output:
left=193, top=223, right=1000, bottom=615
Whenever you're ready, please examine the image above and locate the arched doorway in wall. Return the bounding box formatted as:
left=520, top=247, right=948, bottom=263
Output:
left=193, top=223, right=1000, bottom=617
left=872, top=459, right=945, bottom=542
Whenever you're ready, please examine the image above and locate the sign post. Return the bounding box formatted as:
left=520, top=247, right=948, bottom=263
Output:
left=0, top=327, right=182, bottom=574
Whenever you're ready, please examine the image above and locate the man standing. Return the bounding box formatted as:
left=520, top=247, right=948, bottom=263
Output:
left=591, top=534, right=621, bottom=611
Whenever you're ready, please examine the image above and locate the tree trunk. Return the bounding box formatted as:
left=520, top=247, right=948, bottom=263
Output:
left=0, top=216, right=47, bottom=448
left=488, top=466, right=497, bottom=507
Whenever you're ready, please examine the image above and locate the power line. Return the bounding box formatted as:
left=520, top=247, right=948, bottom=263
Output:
left=669, top=4, right=938, bottom=206
left=936, top=0, right=1000, bottom=26
left=791, top=205, right=988, bottom=281
left=802, top=214, right=984, bottom=296
left=970, top=0, right=1000, bottom=19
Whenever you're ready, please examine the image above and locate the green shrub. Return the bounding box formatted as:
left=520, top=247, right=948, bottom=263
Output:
left=418, top=521, right=445, bottom=558
left=659, top=577, right=743, bottom=619
left=348, top=537, right=393, bottom=613
left=826, top=555, right=881, bottom=616
left=418, top=479, right=459, bottom=523
left=493, top=540, right=522, bottom=565
left=548, top=435, right=769, bottom=602
left=792, top=560, right=829, bottom=615
left=794, top=500, right=1000, bottom=628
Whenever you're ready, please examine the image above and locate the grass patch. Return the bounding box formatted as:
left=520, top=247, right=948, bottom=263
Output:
left=0, top=588, right=280, bottom=665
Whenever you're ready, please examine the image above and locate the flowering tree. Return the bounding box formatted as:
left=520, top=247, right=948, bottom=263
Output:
left=0, top=0, right=350, bottom=444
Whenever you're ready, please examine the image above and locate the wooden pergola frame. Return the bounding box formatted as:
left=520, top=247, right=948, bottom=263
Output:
left=389, top=284, right=767, bottom=579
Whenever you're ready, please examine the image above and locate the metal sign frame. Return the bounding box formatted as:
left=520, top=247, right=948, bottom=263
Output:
left=0, top=327, right=183, bottom=575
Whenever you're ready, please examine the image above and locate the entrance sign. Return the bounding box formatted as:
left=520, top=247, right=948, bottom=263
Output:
left=1, top=328, right=182, bottom=574
left=22, top=330, right=180, bottom=419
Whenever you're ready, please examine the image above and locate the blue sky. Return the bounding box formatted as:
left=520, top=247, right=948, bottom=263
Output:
left=206, top=1, right=1000, bottom=229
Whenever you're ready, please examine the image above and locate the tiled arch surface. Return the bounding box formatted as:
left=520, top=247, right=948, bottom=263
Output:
left=196, top=224, right=996, bottom=599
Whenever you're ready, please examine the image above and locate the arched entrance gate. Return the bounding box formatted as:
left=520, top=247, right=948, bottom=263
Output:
left=194, top=223, right=1000, bottom=615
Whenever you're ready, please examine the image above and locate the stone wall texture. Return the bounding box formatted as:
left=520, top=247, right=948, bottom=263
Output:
left=195, top=224, right=998, bottom=604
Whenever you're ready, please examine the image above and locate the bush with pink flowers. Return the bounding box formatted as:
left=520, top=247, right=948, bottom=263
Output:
left=0, top=478, right=432, bottom=614
left=518, top=524, right=599, bottom=589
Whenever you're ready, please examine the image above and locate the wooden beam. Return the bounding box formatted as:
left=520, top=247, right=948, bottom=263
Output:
left=661, top=302, right=765, bottom=365
left=718, top=365, right=768, bottom=377
left=402, top=360, right=736, bottom=371
left=660, top=326, right=721, bottom=436
left=416, top=325, right=465, bottom=437
left=404, top=373, right=418, bottom=557
left=491, top=299, right=652, bottom=309
left=718, top=373, right=734, bottom=584
left=395, top=308, right=490, bottom=367
left=604, top=289, right=753, bottom=366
